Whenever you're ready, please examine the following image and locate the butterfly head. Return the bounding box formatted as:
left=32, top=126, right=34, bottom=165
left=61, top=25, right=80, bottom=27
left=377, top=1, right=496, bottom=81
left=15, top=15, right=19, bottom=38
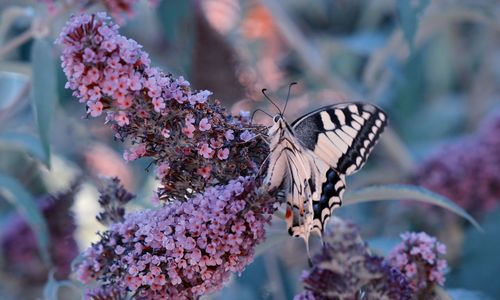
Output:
left=273, top=114, right=283, bottom=123
left=268, top=113, right=291, bottom=139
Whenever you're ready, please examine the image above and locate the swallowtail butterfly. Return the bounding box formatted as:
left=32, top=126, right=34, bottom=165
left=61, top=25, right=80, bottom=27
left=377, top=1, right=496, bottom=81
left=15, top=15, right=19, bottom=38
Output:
left=262, top=89, right=387, bottom=251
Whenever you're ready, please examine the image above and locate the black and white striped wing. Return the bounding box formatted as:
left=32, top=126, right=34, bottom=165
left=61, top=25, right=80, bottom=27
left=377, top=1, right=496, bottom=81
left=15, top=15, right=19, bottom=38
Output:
left=309, top=157, right=345, bottom=235
left=291, top=103, right=387, bottom=175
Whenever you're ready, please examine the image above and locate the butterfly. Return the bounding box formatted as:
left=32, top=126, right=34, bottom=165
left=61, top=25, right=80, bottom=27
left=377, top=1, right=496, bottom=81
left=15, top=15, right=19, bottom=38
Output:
left=262, top=86, right=387, bottom=252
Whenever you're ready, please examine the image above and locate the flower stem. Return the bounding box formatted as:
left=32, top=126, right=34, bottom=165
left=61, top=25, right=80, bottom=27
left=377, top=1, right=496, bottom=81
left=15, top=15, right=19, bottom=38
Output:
left=0, top=27, right=35, bottom=60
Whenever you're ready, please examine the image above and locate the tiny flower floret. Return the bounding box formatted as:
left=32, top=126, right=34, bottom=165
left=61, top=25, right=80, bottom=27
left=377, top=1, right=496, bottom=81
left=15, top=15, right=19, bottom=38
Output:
left=217, top=148, right=230, bottom=160
left=198, top=118, right=212, bottom=132
left=198, top=166, right=212, bottom=179
left=198, top=143, right=213, bottom=159
left=161, top=128, right=170, bottom=138
left=114, top=111, right=129, bottom=126
left=156, top=163, right=170, bottom=180
left=240, top=130, right=255, bottom=142
left=224, top=129, right=234, bottom=141
left=182, top=124, right=196, bottom=139
left=88, top=101, right=104, bottom=117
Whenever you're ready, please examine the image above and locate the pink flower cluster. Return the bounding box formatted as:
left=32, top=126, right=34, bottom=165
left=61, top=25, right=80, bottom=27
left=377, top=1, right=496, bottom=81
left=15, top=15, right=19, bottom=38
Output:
left=101, top=0, right=143, bottom=22
left=57, top=13, right=268, bottom=200
left=76, top=177, right=275, bottom=299
left=388, top=232, right=447, bottom=292
left=38, top=0, right=159, bottom=23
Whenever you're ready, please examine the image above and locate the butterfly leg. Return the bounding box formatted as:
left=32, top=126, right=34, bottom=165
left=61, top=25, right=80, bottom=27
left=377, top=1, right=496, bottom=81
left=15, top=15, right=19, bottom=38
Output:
left=256, top=152, right=272, bottom=178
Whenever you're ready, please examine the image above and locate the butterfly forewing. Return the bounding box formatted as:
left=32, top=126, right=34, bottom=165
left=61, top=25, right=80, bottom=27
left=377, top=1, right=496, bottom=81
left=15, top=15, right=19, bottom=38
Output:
left=291, top=103, right=387, bottom=175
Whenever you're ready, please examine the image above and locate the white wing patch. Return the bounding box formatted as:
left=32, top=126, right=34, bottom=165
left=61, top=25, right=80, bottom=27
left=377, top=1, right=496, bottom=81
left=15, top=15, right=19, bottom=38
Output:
left=320, top=111, right=335, bottom=130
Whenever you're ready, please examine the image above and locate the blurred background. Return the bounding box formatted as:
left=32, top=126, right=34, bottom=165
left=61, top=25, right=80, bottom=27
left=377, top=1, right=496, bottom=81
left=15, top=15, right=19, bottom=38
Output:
left=0, top=0, right=499, bottom=299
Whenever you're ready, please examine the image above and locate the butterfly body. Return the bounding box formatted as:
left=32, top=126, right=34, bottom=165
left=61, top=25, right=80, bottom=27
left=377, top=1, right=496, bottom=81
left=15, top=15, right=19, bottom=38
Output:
left=264, top=102, right=387, bottom=244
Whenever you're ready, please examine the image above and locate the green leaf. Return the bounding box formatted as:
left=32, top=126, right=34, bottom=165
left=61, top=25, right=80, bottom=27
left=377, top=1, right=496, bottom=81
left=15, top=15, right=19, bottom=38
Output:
left=43, top=271, right=81, bottom=300
left=343, top=184, right=481, bottom=231
left=31, top=38, right=58, bottom=168
left=446, top=289, right=494, bottom=300
left=447, top=209, right=500, bottom=298
left=0, top=131, right=46, bottom=162
left=397, top=0, right=430, bottom=51
left=0, top=71, right=29, bottom=110
left=0, top=174, right=51, bottom=266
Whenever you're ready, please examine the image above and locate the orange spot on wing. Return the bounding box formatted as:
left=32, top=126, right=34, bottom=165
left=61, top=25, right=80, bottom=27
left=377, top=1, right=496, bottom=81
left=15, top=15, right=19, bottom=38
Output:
left=285, top=207, right=292, bottom=220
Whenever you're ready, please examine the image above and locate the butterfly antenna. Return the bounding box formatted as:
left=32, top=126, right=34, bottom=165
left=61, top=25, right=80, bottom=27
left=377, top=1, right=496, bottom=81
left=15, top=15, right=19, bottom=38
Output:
left=262, top=88, right=282, bottom=115
left=282, top=82, right=297, bottom=116
left=250, top=108, right=273, bottom=125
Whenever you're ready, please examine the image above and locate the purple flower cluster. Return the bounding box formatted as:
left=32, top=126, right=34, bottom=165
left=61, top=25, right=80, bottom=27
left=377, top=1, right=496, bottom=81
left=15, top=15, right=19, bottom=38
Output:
left=414, top=112, right=500, bottom=216
left=388, top=232, right=447, bottom=295
left=56, top=13, right=268, bottom=201
left=294, top=218, right=414, bottom=300
left=0, top=183, right=79, bottom=283
left=76, top=177, right=275, bottom=299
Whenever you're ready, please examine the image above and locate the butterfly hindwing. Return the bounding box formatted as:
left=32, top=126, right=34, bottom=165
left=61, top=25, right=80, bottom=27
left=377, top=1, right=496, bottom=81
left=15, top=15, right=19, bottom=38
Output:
left=291, top=102, right=387, bottom=175
left=275, top=143, right=345, bottom=240
left=311, top=166, right=345, bottom=234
